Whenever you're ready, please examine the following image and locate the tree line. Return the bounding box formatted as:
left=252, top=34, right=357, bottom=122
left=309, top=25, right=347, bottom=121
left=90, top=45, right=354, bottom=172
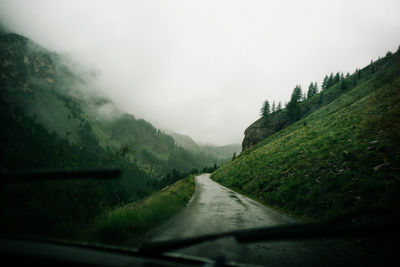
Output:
left=260, top=70, right=356, bottom=122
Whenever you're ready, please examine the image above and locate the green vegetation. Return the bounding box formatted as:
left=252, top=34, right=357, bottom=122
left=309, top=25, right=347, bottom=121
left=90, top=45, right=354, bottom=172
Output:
left=0, top=32, right=202, bottom=243
left=91, top=175, right=195, bottom=244
left=260, top=99, right=271, bottom=117
left=0, top=32, right=217, bottom=177
left=286, top=84, right=303, bottom=122
left=244, top=57, right=385, bottom=150
left=213, top=49, right=400, bottom=221
left=0, top=99, right=159, bottom=240
left=307, top=82, right=318, bottom=99
left=100, top=115, right=218, bottom=175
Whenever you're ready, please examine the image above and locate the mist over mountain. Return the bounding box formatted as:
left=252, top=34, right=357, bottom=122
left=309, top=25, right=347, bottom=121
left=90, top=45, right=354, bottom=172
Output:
left=0, top=29, right=226, bottom=242
left=1, top=3, right=400, bottom=263
left=1, top=0, right=399, bottom=145
left=0, top=31, right=219, bottom=177
left=165, top=130, right=241, bottom=162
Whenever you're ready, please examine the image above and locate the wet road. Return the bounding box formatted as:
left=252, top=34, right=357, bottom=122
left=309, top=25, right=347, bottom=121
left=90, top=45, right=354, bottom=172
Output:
left=147, top=174, right=360, bottom=266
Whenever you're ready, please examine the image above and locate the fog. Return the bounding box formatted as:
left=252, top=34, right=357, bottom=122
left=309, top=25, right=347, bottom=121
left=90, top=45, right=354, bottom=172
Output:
left=1, top=0, right=400, bottom=145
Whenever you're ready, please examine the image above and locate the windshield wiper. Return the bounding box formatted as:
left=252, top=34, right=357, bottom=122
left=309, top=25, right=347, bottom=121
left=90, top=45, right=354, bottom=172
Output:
left=138, top=210, right=400, bottom=255
left=0, top=168, right=121, bottom=182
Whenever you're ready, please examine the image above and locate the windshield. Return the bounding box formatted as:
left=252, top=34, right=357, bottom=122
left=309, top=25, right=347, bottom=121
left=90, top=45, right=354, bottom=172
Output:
left=0, top=1, right=399, bottom=266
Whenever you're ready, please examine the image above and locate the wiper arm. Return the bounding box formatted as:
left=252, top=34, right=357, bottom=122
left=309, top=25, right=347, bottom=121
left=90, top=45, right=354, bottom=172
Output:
left=139, top=211, right=400, bottom=255
left=0, top=168, right=121, bottom=182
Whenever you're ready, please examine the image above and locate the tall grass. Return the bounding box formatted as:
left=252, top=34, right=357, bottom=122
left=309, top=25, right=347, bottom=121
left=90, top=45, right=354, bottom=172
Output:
left=90, top=175, right=195, bottom=244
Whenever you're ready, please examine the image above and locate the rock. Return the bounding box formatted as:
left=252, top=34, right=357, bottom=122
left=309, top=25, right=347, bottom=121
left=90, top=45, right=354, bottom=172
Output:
left=242, top=112, right=288, bottom=151
left=242, top=118, right=269, bottom=151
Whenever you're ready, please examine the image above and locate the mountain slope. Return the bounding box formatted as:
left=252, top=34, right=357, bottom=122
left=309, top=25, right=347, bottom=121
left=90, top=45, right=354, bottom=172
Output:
left=167, top=131, right=241, bottom=162
left=242, top=58, right=386, bottom=151
left=0, top=31, right=212, bottom=241
left=0, top=32, right=215, bottom=176
left=212, top=49, right=400, bottom=220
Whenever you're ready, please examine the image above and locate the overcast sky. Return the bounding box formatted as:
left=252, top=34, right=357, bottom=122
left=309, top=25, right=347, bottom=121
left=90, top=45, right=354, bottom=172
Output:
left=1, top=0, right=400, bottom=145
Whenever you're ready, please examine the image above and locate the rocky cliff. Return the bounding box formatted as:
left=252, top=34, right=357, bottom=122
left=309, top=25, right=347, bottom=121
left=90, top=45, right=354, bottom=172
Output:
left=242, top=118, right=267, bottom=151
left=242, top=110, right=289, bottom=151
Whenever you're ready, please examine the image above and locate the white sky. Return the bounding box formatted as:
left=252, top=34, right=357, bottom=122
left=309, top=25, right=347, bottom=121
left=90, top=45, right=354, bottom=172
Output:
left=1, top=0, right=400, bottom=145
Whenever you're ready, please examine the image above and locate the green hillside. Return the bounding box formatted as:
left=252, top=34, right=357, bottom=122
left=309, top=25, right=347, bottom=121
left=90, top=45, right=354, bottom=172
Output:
left=212, top=49, right=400, bottom=220
left=0, top=32, right=217, bottom=177
left=243, top=55, right=393, bottom=151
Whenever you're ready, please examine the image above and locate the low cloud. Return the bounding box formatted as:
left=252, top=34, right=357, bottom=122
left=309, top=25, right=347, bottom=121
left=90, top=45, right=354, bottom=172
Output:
left=1, top=0, right=400, bottom=145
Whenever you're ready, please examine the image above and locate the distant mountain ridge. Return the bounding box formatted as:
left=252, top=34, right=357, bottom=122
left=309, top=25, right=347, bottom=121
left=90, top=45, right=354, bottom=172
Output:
left=165, top=130, right=241, bottom=162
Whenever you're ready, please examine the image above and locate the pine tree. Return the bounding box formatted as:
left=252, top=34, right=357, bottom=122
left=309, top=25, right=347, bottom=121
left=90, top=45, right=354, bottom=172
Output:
left=314, top=82, right=318, bottom=94
left=272, top=101, right=276, bottom=113
left=213, top=163, right=217, bottom=171
left=277, top=101, right=282, bottom=111
left=322, top=75, right=328, bottom=90
left=319, top=91, right=324, bottom=104
left=307, top=82, right=317, bottom=99
left=334, top=72, right=340, bottom=83
left=340, top=79, right=348, bottom=91
left=327, top=73, right=334, bottom=88
left=260, top=100, right=270, bottom=117
left=291, top=85, right=302, bottom=103
left=287, top=86, right=302, bottom=122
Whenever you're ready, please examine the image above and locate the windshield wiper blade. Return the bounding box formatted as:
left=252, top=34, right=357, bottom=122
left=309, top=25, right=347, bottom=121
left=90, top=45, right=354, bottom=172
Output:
left=139, top=218, right=400, bottom=255
left=0, top=168, right=121, bottom=182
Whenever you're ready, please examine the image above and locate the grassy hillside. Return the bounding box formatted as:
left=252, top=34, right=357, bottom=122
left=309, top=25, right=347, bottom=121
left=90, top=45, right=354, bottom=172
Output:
left=91, top=175, right=195, bottom=244
left=212, top=49, right=400, bottom=220
left=242, top=52, right=393, bottom=151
